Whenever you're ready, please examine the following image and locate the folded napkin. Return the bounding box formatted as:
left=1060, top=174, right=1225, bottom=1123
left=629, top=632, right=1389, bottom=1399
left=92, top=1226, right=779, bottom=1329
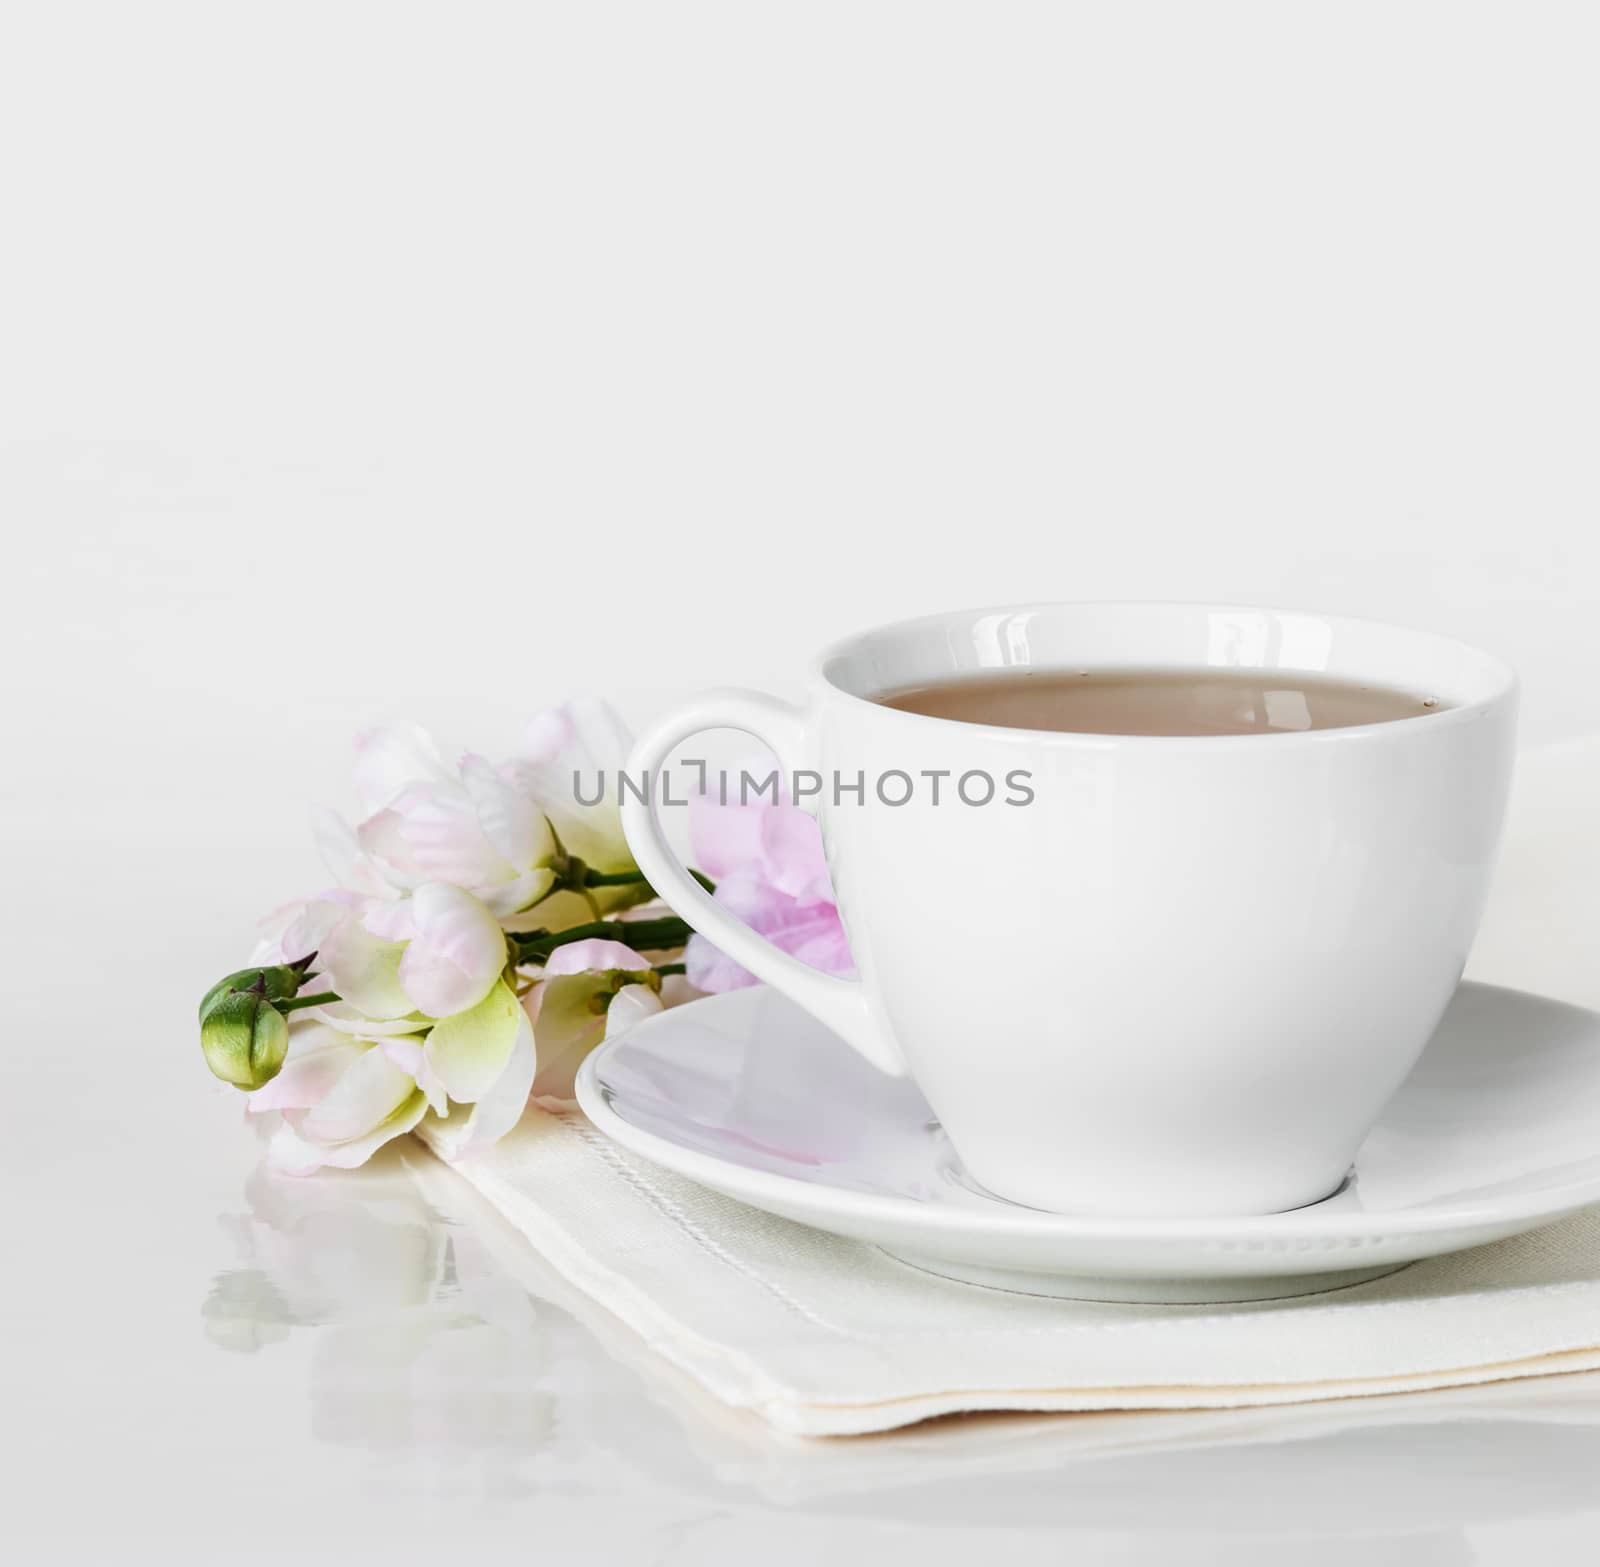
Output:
left=419, top=737, right=1600, bottom=1437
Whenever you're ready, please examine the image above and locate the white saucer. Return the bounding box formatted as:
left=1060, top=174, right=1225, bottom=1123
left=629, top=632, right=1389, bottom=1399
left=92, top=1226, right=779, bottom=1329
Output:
left=575, top=982, right=1600, bottom=1303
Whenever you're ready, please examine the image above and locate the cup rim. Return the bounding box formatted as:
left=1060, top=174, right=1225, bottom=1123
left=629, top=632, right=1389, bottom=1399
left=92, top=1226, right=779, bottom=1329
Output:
left=811, top=600, right=1519, bottom=748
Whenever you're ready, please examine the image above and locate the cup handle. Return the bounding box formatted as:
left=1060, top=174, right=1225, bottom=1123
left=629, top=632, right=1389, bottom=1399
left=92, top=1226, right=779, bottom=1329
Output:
left=620, top=688, right=907, bottom=1076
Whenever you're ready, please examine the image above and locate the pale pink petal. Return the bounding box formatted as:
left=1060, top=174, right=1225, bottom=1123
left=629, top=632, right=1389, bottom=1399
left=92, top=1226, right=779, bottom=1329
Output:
left=689, top=795, right=770, bottom=880
left=247, top=1038, right=366, bottom=1113
left=541, top=939, right=650, bottom=978
left=459, top=753, right=554, bottom=872
left=684, top=872, right=854, bottom=992
left=399, top=788, right=517, bottom=891
left=397, top=883, right=507, bottom=1018
left=317, top=911, right=412, bottom=1019
left=268, top=1090, right=428, bottom=1174
left=351, top=724, right=454, bottom=815
left=297, top=1045, right=419, bottom=1144
left=280, top=894, right=361, bottom=965
left=360, top=898, right=417, bottom=942
left=356, top=807, right=430, bottom=890
left=757, top=805, right=835, bottom=906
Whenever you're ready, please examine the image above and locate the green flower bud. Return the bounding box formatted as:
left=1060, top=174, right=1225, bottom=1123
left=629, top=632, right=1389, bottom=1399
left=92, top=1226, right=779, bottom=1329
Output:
left=200, top=987, right=290, bottom=1090
left=198, top=965, right=302, bottom=1022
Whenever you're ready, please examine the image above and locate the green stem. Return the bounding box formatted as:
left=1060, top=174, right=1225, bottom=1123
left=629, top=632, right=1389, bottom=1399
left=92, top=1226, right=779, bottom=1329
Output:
left=279, top=991, right=338, bottom=1014
left=515, top=914, right=694, bottom=964
left=653, top=962, right=686, bottom=977
left=582, top=867, right=652, bottom=888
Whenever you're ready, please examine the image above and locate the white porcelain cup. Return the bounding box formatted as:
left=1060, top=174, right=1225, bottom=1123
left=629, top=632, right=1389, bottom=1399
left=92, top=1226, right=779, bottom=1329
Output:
left=621, top=603, right=1517, bottom=1217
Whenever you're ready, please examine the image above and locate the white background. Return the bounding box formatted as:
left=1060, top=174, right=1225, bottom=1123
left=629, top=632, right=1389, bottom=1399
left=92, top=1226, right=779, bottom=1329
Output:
left=6, top=0, right=1598, bottom=929
left=7, top=9, right=1600, bottom=1559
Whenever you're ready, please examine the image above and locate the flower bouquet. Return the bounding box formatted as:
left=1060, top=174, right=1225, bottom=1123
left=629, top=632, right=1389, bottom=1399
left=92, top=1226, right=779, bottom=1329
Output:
left=196, top=701, right=850, bottom=1172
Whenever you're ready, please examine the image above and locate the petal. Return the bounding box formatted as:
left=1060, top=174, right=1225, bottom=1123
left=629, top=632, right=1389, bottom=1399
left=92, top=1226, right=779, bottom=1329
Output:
left=317, top=912, right=413, bottom=1020
left=507, top=698, right=635, bottom=872
left=527, top=973, right=612, bottom=1101
left=310, top=806, right=391, bottom=897
left=684, top=931, right=758, bottom=992
left=683, top=874, right=854, bottom=992
left=400, top=788, right=520, bottom=892
left=356, top=808, right=430, bottom=891
left=414, top=1049, right=450, bottom=1116
left=247, top=1038, right=367, bottom=1113
left=541, top=939, right=650, bottom=978
left=280, top=894, right=360, bottom=965
left=423, top=979, right=522, bottom=1103
left=361, top=897, right=417, bottom=942
left=689, top=799, right=769, bottom=881
left=296, top=1044, right=420, bottom=1144
left=398, top=883, right=508, bottom=1019
left=351, top=724, right=454, bottom=815
left=378, top=1035, right=425, bottom=1076
left=604, top=982, right=664, bottom=1039
left=459, top=753, right=555, bottom=872
left=424, top=1002, right=535, bottom=1159
left=269, top=1089, right=428, bottom=1174
left=474, top=867, right=557, bottom=919
left=758, top=805, right=835, bottom=906
left=305, top=1003, right=429, bottom=1037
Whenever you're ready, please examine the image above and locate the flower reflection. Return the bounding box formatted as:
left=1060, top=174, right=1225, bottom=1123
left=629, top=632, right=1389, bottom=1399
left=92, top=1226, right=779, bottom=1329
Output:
left=203, top=1145, right=553, bottom=1471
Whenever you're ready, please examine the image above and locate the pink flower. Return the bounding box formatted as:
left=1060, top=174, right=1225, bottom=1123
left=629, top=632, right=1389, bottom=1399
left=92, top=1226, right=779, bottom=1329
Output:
left=250, top=979, right=537, bottom=1174
left=684, top=765, right=854, bottom=992
left=522, top=938, right=663, bottom=1103
left=343, top=724, right=562, bottom=918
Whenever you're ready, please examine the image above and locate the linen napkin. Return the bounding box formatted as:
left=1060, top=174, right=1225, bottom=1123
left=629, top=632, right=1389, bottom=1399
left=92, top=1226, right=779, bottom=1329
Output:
left=418, top=737, right=1600, bottom=1437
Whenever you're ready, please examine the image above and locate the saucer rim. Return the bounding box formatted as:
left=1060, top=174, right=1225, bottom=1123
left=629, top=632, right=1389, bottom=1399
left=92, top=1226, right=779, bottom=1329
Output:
left=574, top=982, right=1600, bottom=1243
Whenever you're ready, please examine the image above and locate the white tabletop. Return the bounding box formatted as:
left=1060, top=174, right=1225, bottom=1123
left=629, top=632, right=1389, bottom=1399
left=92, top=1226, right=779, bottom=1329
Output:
left=11, top=1098, right=1600, bottom=1564
left=9, top=743, right=1600, bottom=1562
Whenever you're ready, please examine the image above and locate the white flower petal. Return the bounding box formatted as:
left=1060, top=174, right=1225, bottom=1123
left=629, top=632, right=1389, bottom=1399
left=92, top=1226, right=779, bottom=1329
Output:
left=247, top=1038, right=367, bottom=1114
left=317, top=911, right=412, bottom=1020
left=305, top=1003, right=429, bottom=1037
left=269, top=1090, right=428, bottom=1174
left=423, top=980, right=522, bottom=1103
left=280, top=896, right=358, bottom=965
left=460, top=753, right=556, bottom=873
left=604, top=982, right=665, bottom=1040
left=360, top=898, right=417, bottom=942
left=424, top=1003, right=535, bottom=1159
left=400, top=788, right=517, bottom=892
left=508, top=698, right=636, bottom=873
left=475, top=868, right=557, bottom=919
left=297, top=1044, right=420, bottom=1145
left=310, top=806, right=391, bottom=897
left=356, top=807, right=430, bottom=891
left=397, top=883, right=507, bottom=1018
left=527, top=972, right=617, bottom=1102
left=351, top=724, right=454, bottom=815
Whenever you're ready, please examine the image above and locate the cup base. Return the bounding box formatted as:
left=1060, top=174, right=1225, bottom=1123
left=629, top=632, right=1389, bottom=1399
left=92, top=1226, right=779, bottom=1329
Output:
left=883, top=1248, right=1409, bottom=1304
left=959, top=1158, right=1354, bottom=1221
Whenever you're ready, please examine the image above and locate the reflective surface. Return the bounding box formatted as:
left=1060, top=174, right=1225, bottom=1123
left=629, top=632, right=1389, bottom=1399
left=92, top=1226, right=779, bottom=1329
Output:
left=10, top=1082, right=1600, bottom=1562
left=9, top=754, right=1600, bottom=1561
